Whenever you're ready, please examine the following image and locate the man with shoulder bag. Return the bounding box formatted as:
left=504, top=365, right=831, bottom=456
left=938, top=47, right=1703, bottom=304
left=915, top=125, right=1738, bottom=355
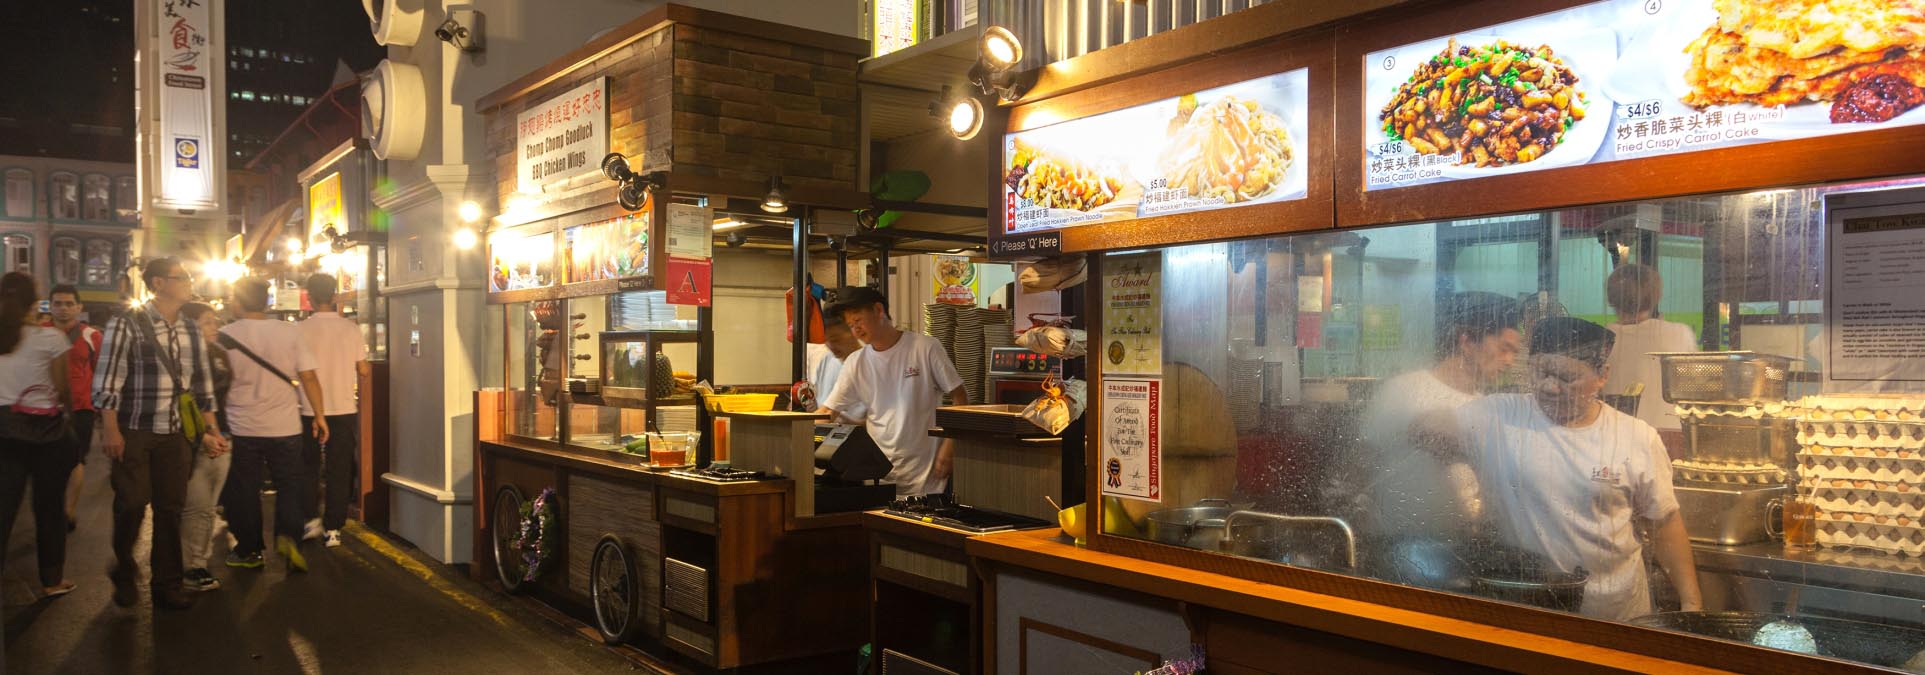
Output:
left=92, top=258, right=229, bottom=610
left=217, top=278, right=326, bottom=573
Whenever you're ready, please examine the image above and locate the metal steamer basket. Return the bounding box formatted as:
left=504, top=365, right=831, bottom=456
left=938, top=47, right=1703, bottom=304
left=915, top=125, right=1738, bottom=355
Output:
left=1652, top=351, right=1795, bottom=405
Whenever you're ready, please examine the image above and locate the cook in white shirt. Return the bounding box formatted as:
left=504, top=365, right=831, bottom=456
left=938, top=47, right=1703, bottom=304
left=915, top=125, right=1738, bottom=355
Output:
left=806, top=317, right=862, bottom=411
left=1358, top=292, right=1521, bottom=543
left=1600, top=264, right=1698, bottom=430
left=1419, top=317, right=1701, bottom=620
left=819, top=287, right=967, bottom=496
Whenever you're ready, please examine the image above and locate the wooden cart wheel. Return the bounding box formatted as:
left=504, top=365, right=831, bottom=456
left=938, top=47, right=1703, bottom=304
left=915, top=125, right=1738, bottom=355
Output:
left=492, top=485, right=528, bottom=593
left=590, top=534, right=641, bottom=644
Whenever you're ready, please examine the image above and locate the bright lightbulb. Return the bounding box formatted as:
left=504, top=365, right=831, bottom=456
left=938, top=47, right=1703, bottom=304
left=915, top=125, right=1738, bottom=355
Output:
left=286, top=237, right=303, bottom=253
left=947, top=98, right=983, bottom=140
left=452, top=227, right=479, bottom=250
left=982, top=27, right=1021, bottom=69
left=458, top=200, right=483, bottom=223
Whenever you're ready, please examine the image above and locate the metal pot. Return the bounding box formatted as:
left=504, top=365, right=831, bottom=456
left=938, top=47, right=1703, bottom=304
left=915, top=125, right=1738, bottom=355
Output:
left=1465, top=545, right=1588, bottom=613
left=1145, top=499, right=1232, bottom=550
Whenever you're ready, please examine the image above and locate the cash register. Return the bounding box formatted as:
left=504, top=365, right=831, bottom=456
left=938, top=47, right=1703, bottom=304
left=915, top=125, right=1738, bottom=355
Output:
left=812, top=423, right=898, bottom=513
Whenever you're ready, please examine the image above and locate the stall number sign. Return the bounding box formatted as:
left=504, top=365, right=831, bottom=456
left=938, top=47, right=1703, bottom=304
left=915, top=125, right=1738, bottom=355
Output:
left=517, top=77, right=608, bottom=194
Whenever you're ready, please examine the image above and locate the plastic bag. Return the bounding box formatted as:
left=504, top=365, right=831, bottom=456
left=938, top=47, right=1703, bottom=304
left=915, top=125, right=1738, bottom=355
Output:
left=1018, top=255, right=1088, bottom=292
left=1015, top=326, right=1086, bottom=359
left=1020, top=377, right=1087, bottom=435
left=786, top=287, right=825, bottom=344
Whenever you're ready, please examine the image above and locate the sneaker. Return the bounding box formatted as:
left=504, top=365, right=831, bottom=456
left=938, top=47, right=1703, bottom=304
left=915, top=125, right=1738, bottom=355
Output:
left=225, top=551, right=265, bottom=569
left=323, top=530, right=342, bottom=548
left=302, top=518, right=323, bottom=541
left=276, top=536, right=308, bottom=573
left=184, top=568, right=221, bottom=591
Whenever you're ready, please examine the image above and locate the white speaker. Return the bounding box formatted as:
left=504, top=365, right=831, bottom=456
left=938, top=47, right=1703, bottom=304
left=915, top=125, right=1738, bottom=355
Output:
left=363, top=60, right=426, bottom=161
left=362, top=0, right=425, bottom=47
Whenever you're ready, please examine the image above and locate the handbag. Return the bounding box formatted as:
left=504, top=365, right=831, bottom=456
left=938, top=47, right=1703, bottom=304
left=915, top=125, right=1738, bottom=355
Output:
left=134, top=311, right=207, bottom=448
left=0, top=385, right=69, bottom=445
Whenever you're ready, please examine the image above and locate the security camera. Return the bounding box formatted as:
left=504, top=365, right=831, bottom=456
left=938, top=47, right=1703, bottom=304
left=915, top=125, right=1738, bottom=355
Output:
left=434, top=10, right=483, bottom=52
left=726, top=232, right=747, bottom=248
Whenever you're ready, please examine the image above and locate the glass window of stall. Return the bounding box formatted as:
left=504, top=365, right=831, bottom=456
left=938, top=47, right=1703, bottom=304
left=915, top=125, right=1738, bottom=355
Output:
left=505, top=300, right=562, bottom=442
left=1098, top=176, right=1925, bottom=669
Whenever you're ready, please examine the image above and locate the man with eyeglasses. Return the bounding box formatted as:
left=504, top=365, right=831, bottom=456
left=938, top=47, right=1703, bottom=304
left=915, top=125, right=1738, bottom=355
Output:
left=43, top=284, right=100, bottom=532
left=92, top=258, right=230, bottom=610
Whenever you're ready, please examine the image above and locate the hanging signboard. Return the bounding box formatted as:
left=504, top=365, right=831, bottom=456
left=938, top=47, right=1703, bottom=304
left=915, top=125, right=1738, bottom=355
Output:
left=565, top=210, right=650, bottom=284
left=148, top=0, right=222, bottom=209
left=517, top=77, right=608, bottom=194
left=1100, top=253, right=1161, bottom=376
left=307, top=172, right=343, bottom=239
left=1004, top=69, right=1311, bottom=235
left=1099, top=378, right=1162, bottom=502
left=1364, top=0, right=1925, bottom=191
left=870, top=0, right=920, bottom=58
left=932, top=255, right=978, bottom=305
left=665, top=256, right=712, bottom=307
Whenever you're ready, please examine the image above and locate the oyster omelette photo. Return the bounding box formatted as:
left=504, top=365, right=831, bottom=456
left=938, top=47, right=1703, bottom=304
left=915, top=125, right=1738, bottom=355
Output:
left=1682, top=0, right=1925, bottom=123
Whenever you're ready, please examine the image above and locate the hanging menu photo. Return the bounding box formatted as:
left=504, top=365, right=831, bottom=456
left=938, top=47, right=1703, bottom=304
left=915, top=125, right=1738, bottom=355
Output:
left=1364, top=0, right=1925, bottom=191
left=1005, top=69, right=1310, bottom=234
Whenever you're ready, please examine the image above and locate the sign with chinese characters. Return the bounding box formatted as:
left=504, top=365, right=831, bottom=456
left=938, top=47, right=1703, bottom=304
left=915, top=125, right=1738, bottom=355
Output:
left=1099, top=378, right=1161, bottom=502
left=1824, top=188, right=1925, bottom=386
left=488, top=228, right=555, bottom=293
left=565, top=210, right=649, bottom=284
left=148, top=0, right=221, bottom=208
left=517, top=77, right=607, bottom=194
left=870, top=0, right=919, bottom=58
left=307, top=172, right=342, bottom=240
left=1100, top=253, right=1161, bottom=376
left=1004, top=69, right=1310, bottom=235
left=1364, top=0, right=1925, bottom=191
left=665, top=203, right=713, bottom=260
left=665, top=256, right=712, bottom=307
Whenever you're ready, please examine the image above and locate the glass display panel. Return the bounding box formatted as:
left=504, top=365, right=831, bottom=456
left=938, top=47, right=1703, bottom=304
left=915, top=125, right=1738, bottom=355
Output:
left=566, top=400, right=651, bottom=454
left=505, top=301, right=560, bottom=441
left=1100, top=176, right=1925, bottom=667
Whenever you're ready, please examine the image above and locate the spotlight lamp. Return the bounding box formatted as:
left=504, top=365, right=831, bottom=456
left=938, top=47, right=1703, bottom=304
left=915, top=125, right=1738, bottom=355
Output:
left=761, top=176, right=789, bottom=214
left=981, top=26, right=1022, bottom=72
left=601, top=153, right=665, bottom=212
left=932, top=85, right=984, bottom=140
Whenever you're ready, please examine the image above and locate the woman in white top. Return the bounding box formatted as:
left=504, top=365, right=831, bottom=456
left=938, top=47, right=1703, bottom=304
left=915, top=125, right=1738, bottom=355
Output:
left=1601, top=264, right=1697, bottom=431
left=0, top=271, right=77, bottom=596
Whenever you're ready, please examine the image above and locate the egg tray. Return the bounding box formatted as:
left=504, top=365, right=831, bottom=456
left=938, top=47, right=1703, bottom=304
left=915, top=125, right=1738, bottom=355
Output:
left=1671, top=460, right=1789, bottom=485
left=1799, top=452, right=1925, bottom=485
left=1797, top=395, right=1925, bottom=422
left=1797, top=421, right=1925, bottom=450
left=1816, top=514, right=1925, bottom=556
left=1804, top=481, right=1925, bottom=520
left=1673, top=402, right=1798, bottom=420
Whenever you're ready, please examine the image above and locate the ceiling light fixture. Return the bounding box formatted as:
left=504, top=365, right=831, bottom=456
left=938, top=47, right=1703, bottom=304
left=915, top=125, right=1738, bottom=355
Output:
left=761, top=176, right=789, bottom=214
left=935, top=85, right=985, bottom=140
left=981, top=26, right=1022, bottom=72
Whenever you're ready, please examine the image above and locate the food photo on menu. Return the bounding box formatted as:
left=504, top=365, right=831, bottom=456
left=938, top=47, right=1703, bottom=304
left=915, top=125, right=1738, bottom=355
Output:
left=1004, top=69, right=1309, bottom=233
left=1365, top=0, right=1925, bottom=191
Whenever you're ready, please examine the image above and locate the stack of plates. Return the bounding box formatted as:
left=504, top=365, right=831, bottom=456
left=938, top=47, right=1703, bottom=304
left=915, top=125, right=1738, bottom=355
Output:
left=923, top=303, right=958, bottom=346
left=655, top=405, right=699, bottom=433
left=614, top=291, right=678, bottom=330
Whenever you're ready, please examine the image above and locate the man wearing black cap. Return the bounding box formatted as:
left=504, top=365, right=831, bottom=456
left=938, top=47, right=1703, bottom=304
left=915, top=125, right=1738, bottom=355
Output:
left=820, top=287, right=968, bottom=496
left=1419, top=316, right=1700, bottom=620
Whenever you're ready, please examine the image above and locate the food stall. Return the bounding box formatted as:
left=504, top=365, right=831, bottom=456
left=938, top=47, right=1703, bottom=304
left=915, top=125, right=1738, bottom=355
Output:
left=467, top=6, right=886, bottom=670
left=954, top=0, right=1925, bottom=673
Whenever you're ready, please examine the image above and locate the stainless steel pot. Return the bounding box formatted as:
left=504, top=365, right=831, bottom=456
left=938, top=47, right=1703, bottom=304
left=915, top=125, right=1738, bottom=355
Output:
left=1465, top=545, right=1588, bottom=613
left=1145, top=499, right=1232, bottom=550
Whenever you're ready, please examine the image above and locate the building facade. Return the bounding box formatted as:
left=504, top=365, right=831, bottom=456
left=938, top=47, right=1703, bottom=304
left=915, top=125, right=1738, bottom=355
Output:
left=0, top=155, right=139, bottom=312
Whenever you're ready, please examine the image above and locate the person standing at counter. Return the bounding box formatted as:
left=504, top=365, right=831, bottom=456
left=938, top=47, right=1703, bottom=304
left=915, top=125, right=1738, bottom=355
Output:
left=1601, top=264, right=1696, bottom=430
left=1358, top=292, right=1521, bottom=543
left=806, top=315, right=860, bottom=406
left=1420, top=317, right=1700, bottom=620
left=820, top=287, right=967, bottom=496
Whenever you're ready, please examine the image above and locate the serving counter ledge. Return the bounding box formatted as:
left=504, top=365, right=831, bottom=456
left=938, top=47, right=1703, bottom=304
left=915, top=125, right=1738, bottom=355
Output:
left=967, top=529, right=1732, bottom=675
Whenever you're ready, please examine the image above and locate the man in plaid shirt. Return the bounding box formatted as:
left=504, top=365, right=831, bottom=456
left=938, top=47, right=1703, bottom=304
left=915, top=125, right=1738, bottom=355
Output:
left=92, top=258, right=230, bottom=610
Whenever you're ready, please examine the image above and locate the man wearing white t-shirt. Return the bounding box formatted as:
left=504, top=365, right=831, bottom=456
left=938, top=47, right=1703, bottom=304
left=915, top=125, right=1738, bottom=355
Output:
left=1420, top=317, right=1700, bottom=621
left=218, top=278, right=327, bottom=573
left=298, top=274, right=370, bottom=548
left=1358, top=292, right=1521, bottom=544
left=820, top=287, right=967, bottom=496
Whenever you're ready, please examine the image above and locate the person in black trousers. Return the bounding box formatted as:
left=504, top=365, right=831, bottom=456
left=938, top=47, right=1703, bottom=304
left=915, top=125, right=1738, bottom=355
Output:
left=0, top=271, right=78, bottom=598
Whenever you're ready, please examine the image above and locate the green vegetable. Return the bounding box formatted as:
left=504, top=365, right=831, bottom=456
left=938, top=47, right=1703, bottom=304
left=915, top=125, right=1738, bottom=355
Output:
left=1479, top=74, right=1494, bottom=85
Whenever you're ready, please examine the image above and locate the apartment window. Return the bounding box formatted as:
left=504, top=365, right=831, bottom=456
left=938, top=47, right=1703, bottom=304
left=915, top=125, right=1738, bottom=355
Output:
left=49, top=173, right=78, bottom=220
left=84, top=239, right=116, bottom=286
left=1, top=235, right=29, bottom=274
left=82, top=174, right=111, bottom=220
left=51, top=237, right=80, bottom=285
left=240, top=91, right=256, bottom=101
left=3, top=169, right=31, bottom=218
left=115, top=176, right=137, bottom=223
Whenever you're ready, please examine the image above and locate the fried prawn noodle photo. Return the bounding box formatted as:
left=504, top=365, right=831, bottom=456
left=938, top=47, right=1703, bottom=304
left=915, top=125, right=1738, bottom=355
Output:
left=1006, top=139, right=1127, bottom=213
left=1157, top=96, right=1294, bottom=204
left=1378, top=38, right=1587, bottom=168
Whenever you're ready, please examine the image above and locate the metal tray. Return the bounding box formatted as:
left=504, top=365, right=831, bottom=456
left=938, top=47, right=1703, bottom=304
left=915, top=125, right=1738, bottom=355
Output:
left=1681, top=416, right=1797, bottom=467
left=1653, top=351, right=1793, bottom=404
left=935, top=404, right=1048, bottom=436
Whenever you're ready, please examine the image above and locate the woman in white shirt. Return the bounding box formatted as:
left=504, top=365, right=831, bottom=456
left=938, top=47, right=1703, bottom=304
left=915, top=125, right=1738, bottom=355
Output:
left=0, top=271, right=77, bottom=596
left=1601, top=264, right=1697, bottom=430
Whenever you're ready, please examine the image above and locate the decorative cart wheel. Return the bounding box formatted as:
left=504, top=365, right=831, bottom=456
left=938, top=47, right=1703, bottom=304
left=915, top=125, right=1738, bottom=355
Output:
left=590, top=534, right=642, bottom=644
left=492, top=485, right=528, bottom=593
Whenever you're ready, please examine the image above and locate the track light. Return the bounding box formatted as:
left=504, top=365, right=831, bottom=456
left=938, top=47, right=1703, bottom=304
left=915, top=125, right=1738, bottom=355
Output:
left=933, top=85, right=984, bottom=140
left=967, top=59, right=1035, bottom=103
left=601, top=153, right=664, bottom=212
left=981, top=26, right=1021, bottom=72
left=761, top=176, right=789, bottom=214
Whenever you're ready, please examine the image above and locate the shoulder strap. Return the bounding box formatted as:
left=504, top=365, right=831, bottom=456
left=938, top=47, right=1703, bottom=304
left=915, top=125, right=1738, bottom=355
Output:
left=66, top=324, right=95, bottom=362
left=216, top=332, right=300, bottom=390
left=133, top=311, right=187, bottom=396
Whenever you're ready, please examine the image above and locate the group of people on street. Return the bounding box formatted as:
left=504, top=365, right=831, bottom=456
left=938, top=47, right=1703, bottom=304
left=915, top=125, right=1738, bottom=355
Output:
left=0, top=259, right=367, bottom=610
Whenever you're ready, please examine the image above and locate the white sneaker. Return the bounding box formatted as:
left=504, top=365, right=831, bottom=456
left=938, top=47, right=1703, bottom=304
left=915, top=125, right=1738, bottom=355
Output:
left=303, top=518, right=323, bottom=541
left=324, top=530, right=342, bottom=548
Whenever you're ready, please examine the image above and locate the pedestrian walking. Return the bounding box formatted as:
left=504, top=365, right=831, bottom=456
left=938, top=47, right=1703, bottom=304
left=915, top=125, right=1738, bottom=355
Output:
left=43, top=284, right=101, bottom=532
left=93, top=257, right=230, bottom=610
left=0, top=272, right=78, bottom=598
left=179, top=302, right=233, bottom=591
left=298, top=273, right=367, bottom=547
left=217, top=278, right=326, bottom=573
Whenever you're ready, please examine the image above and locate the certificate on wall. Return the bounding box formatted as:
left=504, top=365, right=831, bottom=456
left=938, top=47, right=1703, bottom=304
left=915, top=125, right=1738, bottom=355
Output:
left=1824, top=188, right=1925, bottom=384
left=1101, top=253, right=1162, bottom=376
left=1100, top=378, right=1162, bottom=502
